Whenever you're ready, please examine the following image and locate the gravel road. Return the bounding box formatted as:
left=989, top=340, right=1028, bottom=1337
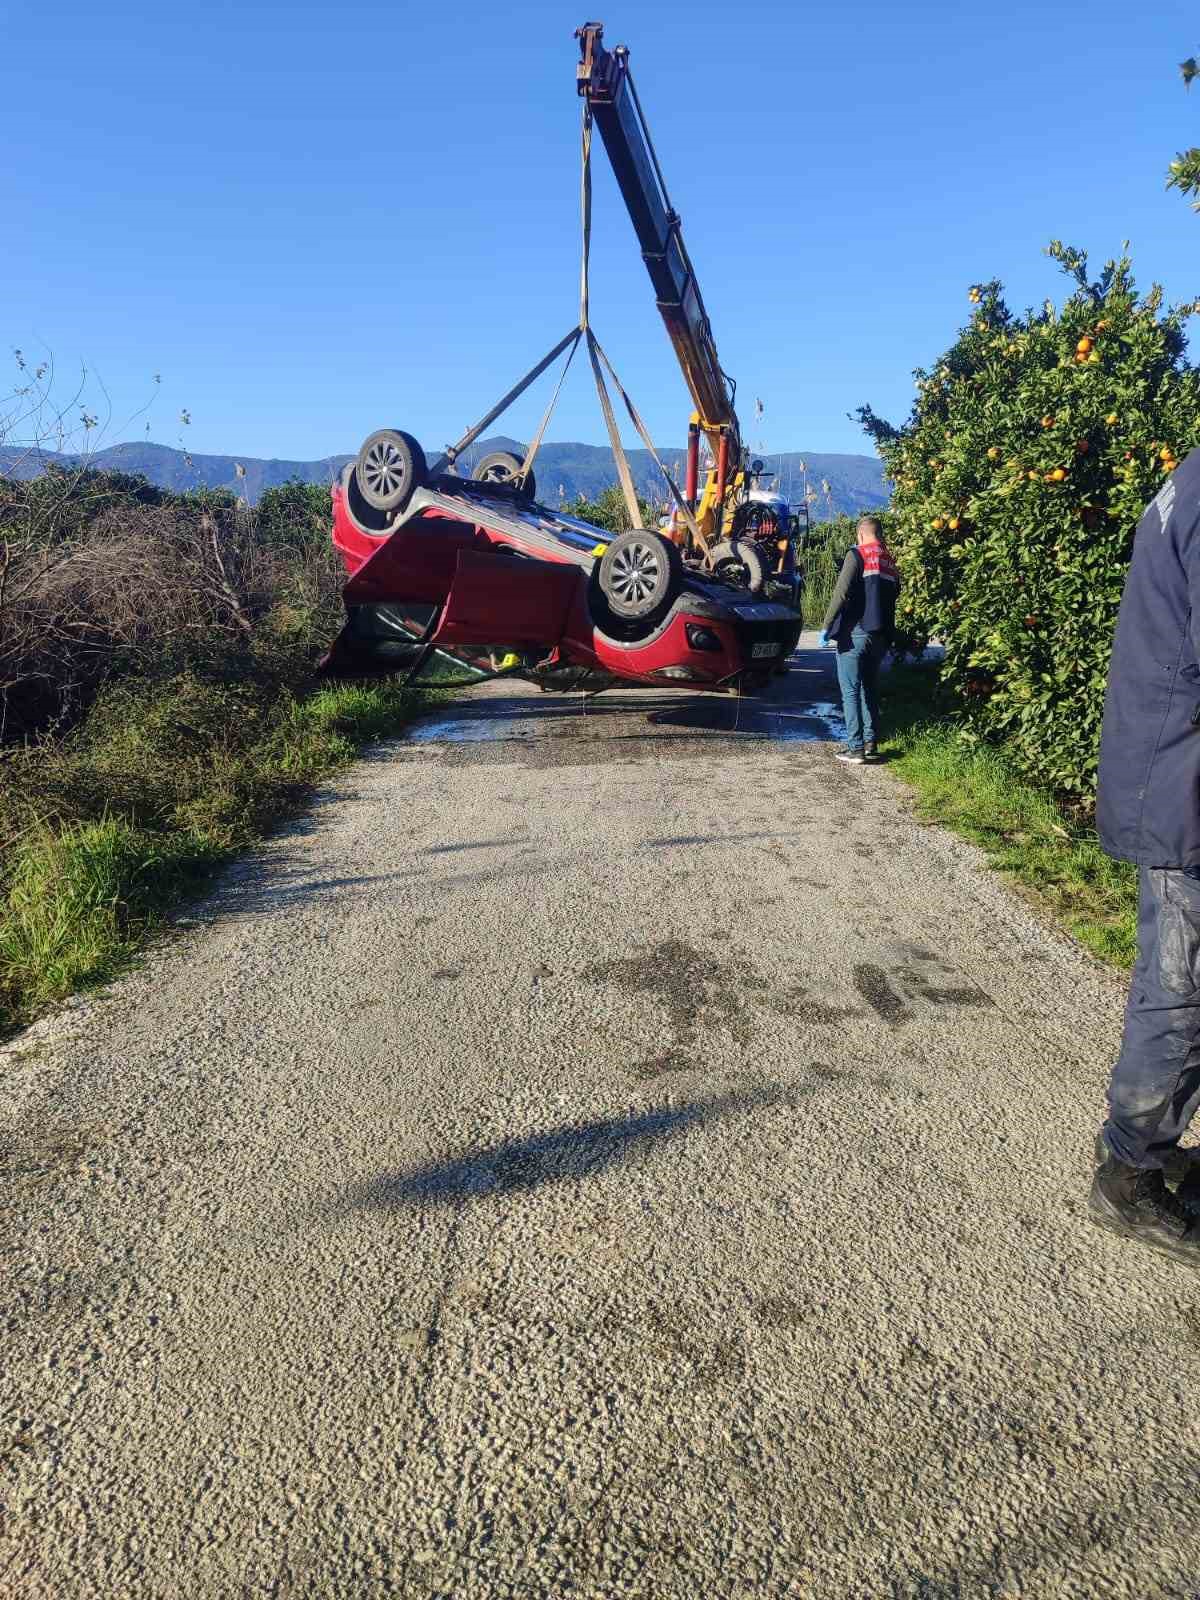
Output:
left=3, top=637, right=1200, bottom=1600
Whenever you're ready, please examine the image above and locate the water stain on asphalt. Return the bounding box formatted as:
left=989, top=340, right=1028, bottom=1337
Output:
left=649, top=698, right=846, bottom=744
left=583, top=940, right=754, bottom=1048
left=756, top=1296, right=808, bottom=1330
left=767, top=985, right=862, bottom=1028
left=895, top=965, right=995, bottom=1008
left=630, top=1049, right=694, bottom=1080
left=853, top=965, right=910, bottom=1025
left=0, top=1124, right=108, bottom=1188
left=405, top=686, right=847, bottom=769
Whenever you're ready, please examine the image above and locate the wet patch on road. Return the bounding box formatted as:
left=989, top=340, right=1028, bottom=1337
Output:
left=755, top=1296, right=809, bottom=1330
left=766, top=984, right=862, bottom=1028
left=0, top=1123, right=108, bottom=1189
left=648, top=697, right=845, bottom=744
left=401, top=683, right=847, bottom=769
left=583, top=939, right=755, bottom=1049
left=853, top=964, right=911, bottom=1026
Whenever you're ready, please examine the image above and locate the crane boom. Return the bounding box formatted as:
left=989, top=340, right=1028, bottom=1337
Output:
left=575, top=21, right=741, bottom=476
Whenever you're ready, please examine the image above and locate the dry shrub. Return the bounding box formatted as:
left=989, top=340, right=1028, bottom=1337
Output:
left=0, top=481, right=343, bottom=741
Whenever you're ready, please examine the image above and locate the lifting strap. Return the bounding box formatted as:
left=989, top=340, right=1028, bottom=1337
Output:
left=579, top=103, right=709, bottom=554
left=427, top=101, right=712, bottom=558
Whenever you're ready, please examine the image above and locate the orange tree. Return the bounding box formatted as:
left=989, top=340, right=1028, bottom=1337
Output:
left=856, top=242, right=1200, bottom=804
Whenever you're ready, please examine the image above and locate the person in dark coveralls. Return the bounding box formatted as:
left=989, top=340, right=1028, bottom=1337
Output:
left=1091, top=448, right=1200, bottom=1263
left=818, top=516, right=901, bottom=764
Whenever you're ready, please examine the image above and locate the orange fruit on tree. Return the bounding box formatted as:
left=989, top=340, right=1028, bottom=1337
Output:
left=987, top=445, right=1000, bottom=460
left=1041, top=415, right=1054, bottom=428
left=1105, top=412, right=1118, bottom=425
left=948, top=517, right=961, bottom=530
left=1077, top=336, right=1093, bottom=353
left=1028, top=469, right=1040, bottom=481
left=930, top=517, right=945, bottom=530
left=1160, top=446, right=1174, bottom=461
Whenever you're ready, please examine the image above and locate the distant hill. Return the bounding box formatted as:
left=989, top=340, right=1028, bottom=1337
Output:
left=0, top=436, right=889, bottom=517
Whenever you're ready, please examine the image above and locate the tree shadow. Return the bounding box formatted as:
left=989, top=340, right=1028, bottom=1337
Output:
left=338, top=1087, right=794, bottom=1210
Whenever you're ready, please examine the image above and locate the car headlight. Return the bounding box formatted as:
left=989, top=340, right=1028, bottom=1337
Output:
left=685, top=624, right=722, bottom=652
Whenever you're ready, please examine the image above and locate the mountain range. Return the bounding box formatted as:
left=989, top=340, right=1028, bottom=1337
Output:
left=0, top=437, right=890, bottom=517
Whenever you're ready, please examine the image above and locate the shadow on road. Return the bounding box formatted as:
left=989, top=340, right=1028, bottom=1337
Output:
left=338, top=1088, right=790, bottom=1210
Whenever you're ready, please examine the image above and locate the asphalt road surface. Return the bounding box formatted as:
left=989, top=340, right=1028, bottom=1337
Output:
left=4, top=637, right=1200, bottom=1600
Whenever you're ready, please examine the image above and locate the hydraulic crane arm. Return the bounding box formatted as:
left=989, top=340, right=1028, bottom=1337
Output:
left=576, top=21, right=741, bottom=472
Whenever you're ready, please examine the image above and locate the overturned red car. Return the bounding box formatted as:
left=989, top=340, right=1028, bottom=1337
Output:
left=319, top=430, right=804, bottom=695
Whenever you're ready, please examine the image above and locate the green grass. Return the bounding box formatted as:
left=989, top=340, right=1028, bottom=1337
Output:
left=0, top=673, right=426, bottom=1036
left=881, top=662, right=1138, bottom=967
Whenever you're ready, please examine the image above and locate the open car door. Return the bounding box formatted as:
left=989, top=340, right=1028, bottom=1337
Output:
left=431, top=549, right=578, bottom=650
left=318, top=535, right=580, bottom=679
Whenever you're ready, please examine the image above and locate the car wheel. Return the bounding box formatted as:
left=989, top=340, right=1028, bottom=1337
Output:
left=342, top=463, right=393, bottom=535
left=598, top=529, right=684, bottom=621
left=708, top=538, right=768, bottom=595
left=355, top=428, right=427, bottom=514
left=473, top=450, right=537, bottom=503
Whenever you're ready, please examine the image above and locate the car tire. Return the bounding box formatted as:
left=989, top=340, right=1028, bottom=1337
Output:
left=355, top=429, right=427, bottom=514
left=342, top=462, right=393, bottom=535
left=598, top=529, right=684, bottom=621
left=708, top=538, right=768, bottom=595
left=473, top=450, right=536, bottom=503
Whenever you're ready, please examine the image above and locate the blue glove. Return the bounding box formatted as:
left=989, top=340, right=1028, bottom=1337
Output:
left=817, top=630, right=832, bottom=649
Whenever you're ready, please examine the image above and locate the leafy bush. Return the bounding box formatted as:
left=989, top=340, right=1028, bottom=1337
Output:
left=0, top=465, right=425, bottom=1032
left=565, top=484, right=656, bottom=533
left=256, top=479, right=333, bottom=548
left=0, top=474, right=344, bottom=742
left=858, top=243, right=1200, bottom=803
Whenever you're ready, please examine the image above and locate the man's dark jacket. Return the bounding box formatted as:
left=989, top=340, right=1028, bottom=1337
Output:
left=1097, top=446, right=1200, bottom=867
left=821, top=542, right=900, bottom=642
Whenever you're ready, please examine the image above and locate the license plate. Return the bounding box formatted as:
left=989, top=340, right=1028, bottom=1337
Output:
left=751, top=641, right=782, bottom=658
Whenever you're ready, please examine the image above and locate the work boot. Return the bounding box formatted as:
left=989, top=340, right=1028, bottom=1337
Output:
left=834, top=745, right=865, bottom=765
left=1096, top=1132, right=1200, bottom=1196
left=863, top=741, right=879, bottom=763
left=1089, top=1135, right=1200, bottom=1265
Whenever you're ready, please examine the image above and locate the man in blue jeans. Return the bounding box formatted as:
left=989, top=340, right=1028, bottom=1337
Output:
left=1091, top=447, right=1200, bottom=1264
left=818, top=517, right=900, bottom=763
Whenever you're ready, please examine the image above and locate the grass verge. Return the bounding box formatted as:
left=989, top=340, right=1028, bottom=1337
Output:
left=0, top=672, right=426, bottom=1037
left=880, top=661, right=1137, bottom=968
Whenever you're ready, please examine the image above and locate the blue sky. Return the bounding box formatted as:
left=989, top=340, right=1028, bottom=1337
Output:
left=6, top=0, right=1200, bottom=463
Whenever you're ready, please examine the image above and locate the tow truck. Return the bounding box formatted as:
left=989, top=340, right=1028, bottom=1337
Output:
left=319, top=21, right=804, bottom=694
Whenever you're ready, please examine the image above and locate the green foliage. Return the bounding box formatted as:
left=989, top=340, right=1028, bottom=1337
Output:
left=858, top=243, right=1200, bottom=803
left=256, top=479, right=332, bottom=548
left=1168, top=149, right=1200, bottom=209
left=1168, top=51, right=1200, bottom=209
left=0, top=465, right=425, bottom=1033
left=565, top=484, right=656, bottom=533
left=0, top=819, right=219, bottom=1018
left=0, top=670, right=421, bottom=1033
left=0, top=464, right=167, bottom=547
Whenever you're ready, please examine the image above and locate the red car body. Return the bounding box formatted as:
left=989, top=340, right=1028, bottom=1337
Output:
left=320, top=466, right=803, bottom=693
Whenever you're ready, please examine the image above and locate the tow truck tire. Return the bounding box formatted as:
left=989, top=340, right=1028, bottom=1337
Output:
left=473, top=451, right=537, bottom=503
left=709, top=538, right=768, bottom=595
left=598, top=529, right=683, bottom=621
left=355, top=429, right=427, bottom=514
